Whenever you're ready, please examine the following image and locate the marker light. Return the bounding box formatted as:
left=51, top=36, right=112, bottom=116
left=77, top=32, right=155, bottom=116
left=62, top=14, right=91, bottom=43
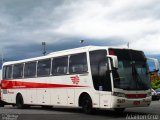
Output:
left=109, top=49, right=115, bottom=55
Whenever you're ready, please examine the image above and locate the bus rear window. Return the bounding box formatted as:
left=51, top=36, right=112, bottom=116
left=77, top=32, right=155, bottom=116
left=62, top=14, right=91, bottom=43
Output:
left=3, top=65, right=12, bottom=79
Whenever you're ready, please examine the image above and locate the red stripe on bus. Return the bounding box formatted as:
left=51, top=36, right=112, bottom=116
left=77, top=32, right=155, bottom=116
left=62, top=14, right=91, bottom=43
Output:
left=1, top=80, right=88, bottom=89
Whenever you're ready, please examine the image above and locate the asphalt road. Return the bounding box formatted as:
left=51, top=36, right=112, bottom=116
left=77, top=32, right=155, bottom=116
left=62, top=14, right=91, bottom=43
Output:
left=0, top=101, right=160, bottom=120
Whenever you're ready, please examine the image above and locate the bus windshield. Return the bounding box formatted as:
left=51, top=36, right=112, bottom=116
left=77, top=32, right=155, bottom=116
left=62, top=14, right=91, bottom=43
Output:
left=109, top=48, right=150, bottom=90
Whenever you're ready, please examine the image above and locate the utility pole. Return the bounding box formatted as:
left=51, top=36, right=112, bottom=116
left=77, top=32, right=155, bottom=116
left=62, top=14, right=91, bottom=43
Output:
left=42, top=42, right=46, bottom=55
left=127, top=42, right=129, bottom=48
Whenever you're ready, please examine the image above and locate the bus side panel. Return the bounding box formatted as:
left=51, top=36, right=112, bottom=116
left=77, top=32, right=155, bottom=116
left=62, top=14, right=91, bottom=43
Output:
left=26, top=88, right=37, bottom=104
left=49, top=76, right=68, bottom=106
left=67, top=89, right=75, bottom=106
left=50, top=88, right=59, bottom=105
left=37, top=88, right=50, bottom=105
left=36, top=77, right=50, bottom=105
left=99, top=91, right=112, bottom=108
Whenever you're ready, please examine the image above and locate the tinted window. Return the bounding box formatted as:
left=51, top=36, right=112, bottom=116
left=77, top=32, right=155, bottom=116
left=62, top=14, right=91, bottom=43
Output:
left=13, top=64, right=24, bottom=79
left=24, top=62, right=36, bottom=78
left=69, top=53, right=88, bottom=74
left=52, top=56, right=68, bottom=75
left=109, top=48, right=150, bottom=90
left=37, top=59, right=51, bottom=77
left=90, top=50, right=111, bottom=91
left=3, top=65, right=12, bottom=79
left=109, top=48, right=146, bottom=61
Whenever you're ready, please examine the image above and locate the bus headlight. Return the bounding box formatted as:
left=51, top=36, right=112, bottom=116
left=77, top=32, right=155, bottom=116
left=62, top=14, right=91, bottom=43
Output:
left=113, top=92, right=126, bottom=97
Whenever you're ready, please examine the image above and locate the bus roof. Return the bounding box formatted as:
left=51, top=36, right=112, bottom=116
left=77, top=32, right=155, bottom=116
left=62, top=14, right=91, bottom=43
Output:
left=2, top=45, right=138, bottom=66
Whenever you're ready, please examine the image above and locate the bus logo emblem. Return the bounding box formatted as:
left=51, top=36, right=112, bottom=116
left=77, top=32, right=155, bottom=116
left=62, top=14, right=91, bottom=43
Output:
left=70, top=75, right=80, bottom=85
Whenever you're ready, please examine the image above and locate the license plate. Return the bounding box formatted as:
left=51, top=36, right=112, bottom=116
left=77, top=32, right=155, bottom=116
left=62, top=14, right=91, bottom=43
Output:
left=133, top=101, right=140, bottom=105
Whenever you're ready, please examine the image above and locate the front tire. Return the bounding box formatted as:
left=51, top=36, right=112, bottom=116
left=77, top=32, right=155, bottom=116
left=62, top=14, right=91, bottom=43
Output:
left=81, top=95, right=93, bottom=114
left=114, top=108, right=125, bottom=113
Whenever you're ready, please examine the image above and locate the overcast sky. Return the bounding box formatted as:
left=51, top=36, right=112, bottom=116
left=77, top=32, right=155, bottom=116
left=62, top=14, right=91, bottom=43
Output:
left=0, top=0, right=160, bottom=62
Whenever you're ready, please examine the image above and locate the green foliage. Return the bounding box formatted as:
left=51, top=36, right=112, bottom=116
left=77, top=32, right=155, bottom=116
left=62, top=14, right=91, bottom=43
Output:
left=151, top=79, right=160, bottom=89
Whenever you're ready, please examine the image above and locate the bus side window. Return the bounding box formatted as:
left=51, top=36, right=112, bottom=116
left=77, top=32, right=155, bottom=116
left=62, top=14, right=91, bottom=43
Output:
left=24, top=62, right=36, bottom=78
left=37, top=59, right=51, bottom=77
left=3, top=65, right=12, bottom=80
left=52, top=56, right=68, bottom=75
left=13, top=64, right=23, bottom=79
left=69, top=53, right=88, bottom=74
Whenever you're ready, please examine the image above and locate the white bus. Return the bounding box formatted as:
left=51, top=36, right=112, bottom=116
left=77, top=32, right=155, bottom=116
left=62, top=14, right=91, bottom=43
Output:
left=0, top=46, right=159, bottom=113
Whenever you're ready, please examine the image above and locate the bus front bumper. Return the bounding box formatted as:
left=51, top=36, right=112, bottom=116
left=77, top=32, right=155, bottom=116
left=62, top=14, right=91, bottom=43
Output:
left=111, top=96, right=152, bottom=108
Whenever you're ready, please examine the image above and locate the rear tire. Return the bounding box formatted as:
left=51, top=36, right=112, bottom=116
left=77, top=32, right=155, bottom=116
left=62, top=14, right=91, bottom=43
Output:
left=81, top=95, right=93, bottom=114
left=0, top=103, right=4, bottom=107
left=16, top=94, right=25, bottom=109
left=12, top=104, right=16, bottom=107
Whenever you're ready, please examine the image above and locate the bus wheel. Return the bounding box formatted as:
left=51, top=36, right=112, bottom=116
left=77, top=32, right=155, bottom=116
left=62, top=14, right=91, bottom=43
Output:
left=114, top=108, right=125, bottom=113
left=12, top=104, right=16, bottom=107
left=0, top=103, right=4, bottom=107
left=81, top=95, right=93, bottom=114
left=41, top=105, right=53, bottom=109
left=16, top=94, right=24, bottom=109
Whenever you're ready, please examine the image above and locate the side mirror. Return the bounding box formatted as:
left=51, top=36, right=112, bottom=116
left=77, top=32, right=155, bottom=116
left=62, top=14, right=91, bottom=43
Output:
left=147, top=58, right=159, bottom=72
left=107, top=55, right=118, bottom=69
